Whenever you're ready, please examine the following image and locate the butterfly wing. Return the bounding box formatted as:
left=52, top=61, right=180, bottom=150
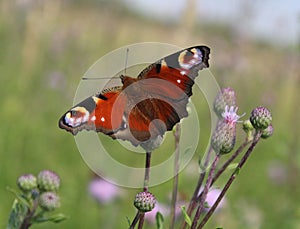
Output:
left=120, top=46, right=210, bottom=142
left=59, top=86, right=127, bottom=136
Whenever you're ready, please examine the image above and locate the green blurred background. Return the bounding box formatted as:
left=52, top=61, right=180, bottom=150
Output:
left=1, top=0, right=299, bottom=228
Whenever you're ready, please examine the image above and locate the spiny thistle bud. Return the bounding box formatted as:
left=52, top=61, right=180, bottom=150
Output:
left=17, top=174, right=37, bottom=192
left=39, top=192, right=60, bottom=211
left=211, top=106, right=241, bottom=154
left=261, top=124, right=273, bottom=139
left=250, top=106, right=272, bottom=130
left=213, top=88, right=236, bottom=118
left=37, top=170, right=60, bottom=191
left=211, top=120, right=236, bottom=154
left=134, top=191, right=156, bottom=212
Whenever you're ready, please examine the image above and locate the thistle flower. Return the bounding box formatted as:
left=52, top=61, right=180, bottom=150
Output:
left=39, top=192, right=60, bottom=211
left=222, top=106, right=242, bottom=125
left=198, top=188, right=226, bottom=212
left=17, top=174, right=37, bottom=192
left=250, top=106, right=272, bottom=130
left=88, top=178, right=121, bottom=204
left=37, top=170, right=60, bottom=191
left=211, top=106, right=241, bottom=154
left=134, top=191, right=156, bottom=212
left=213, top=88, right=236, bottom=118
left=144, top=202, right=169, bottom=224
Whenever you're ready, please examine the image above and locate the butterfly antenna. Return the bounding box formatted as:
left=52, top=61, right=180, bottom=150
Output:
left=124, top=48, right=129, bottom=76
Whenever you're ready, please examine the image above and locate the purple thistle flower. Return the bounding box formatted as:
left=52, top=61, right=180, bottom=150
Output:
left=88, top=178, right=121, bottom=204
left=203, top=188, right=226, bottom=212
left=222, top=106, right=243, bottom=125
left=144, top=202, right=170, bottom=224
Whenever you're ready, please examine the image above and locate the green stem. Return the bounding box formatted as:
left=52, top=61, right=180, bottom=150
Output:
left=137, top=213, right=145, bottom=229
left=170, top=124, right=181, bottom=229
left=129, top=151, right=152, bottom=229
left=129, top=212, right=142, bottom=229
left=143, top=151, right=152, bottom=192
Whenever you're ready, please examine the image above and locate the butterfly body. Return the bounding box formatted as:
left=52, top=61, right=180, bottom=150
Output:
left=59, top=45, right=210, bottom=148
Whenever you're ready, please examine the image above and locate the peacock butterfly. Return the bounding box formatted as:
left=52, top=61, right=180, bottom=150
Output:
left=59, top=45, right=210, bottom=149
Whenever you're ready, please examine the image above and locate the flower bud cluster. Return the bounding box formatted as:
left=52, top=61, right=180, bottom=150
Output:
left=16, top=170, right=61, bottom=211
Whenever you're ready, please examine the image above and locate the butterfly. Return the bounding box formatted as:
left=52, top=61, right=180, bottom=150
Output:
left=59, top=45, right=210, bottom=150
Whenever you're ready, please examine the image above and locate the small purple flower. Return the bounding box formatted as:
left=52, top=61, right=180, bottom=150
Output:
left=145, top=200, right=185, bottom=224
left=144, top=202, right=169, bottom=224
left=204, top=188, right=226, bottom=212
left=198, top=188, right=226, bottom=212
left=222, top=106, right=243, bottom=125
left=88, top=178, right=121, bottom=204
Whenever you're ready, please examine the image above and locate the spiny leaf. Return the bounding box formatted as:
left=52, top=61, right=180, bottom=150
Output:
left=7, top=199, right=28, bottom=229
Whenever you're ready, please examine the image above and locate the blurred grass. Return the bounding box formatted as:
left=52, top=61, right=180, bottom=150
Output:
left=1, top=0, right=300, bottom=228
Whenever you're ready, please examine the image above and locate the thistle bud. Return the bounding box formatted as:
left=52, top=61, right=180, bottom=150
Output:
left=37, top=170, right=60, bottom=191
left=211, top=120, right=236, bottom=154
left=213, top=88, right=236, bottom=118
left=211, top=106, right=241, bottom=154
left=134, top=191, right=156, bottom=212
left=261, top=124, right=273, bottom=139
left=17, top=174, right=37, bottom=192
left=39, top=192, right=60, bottom=211
left=250, top=106, right=272, bottom=130
left=242, top=119, right=254, bottom=133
